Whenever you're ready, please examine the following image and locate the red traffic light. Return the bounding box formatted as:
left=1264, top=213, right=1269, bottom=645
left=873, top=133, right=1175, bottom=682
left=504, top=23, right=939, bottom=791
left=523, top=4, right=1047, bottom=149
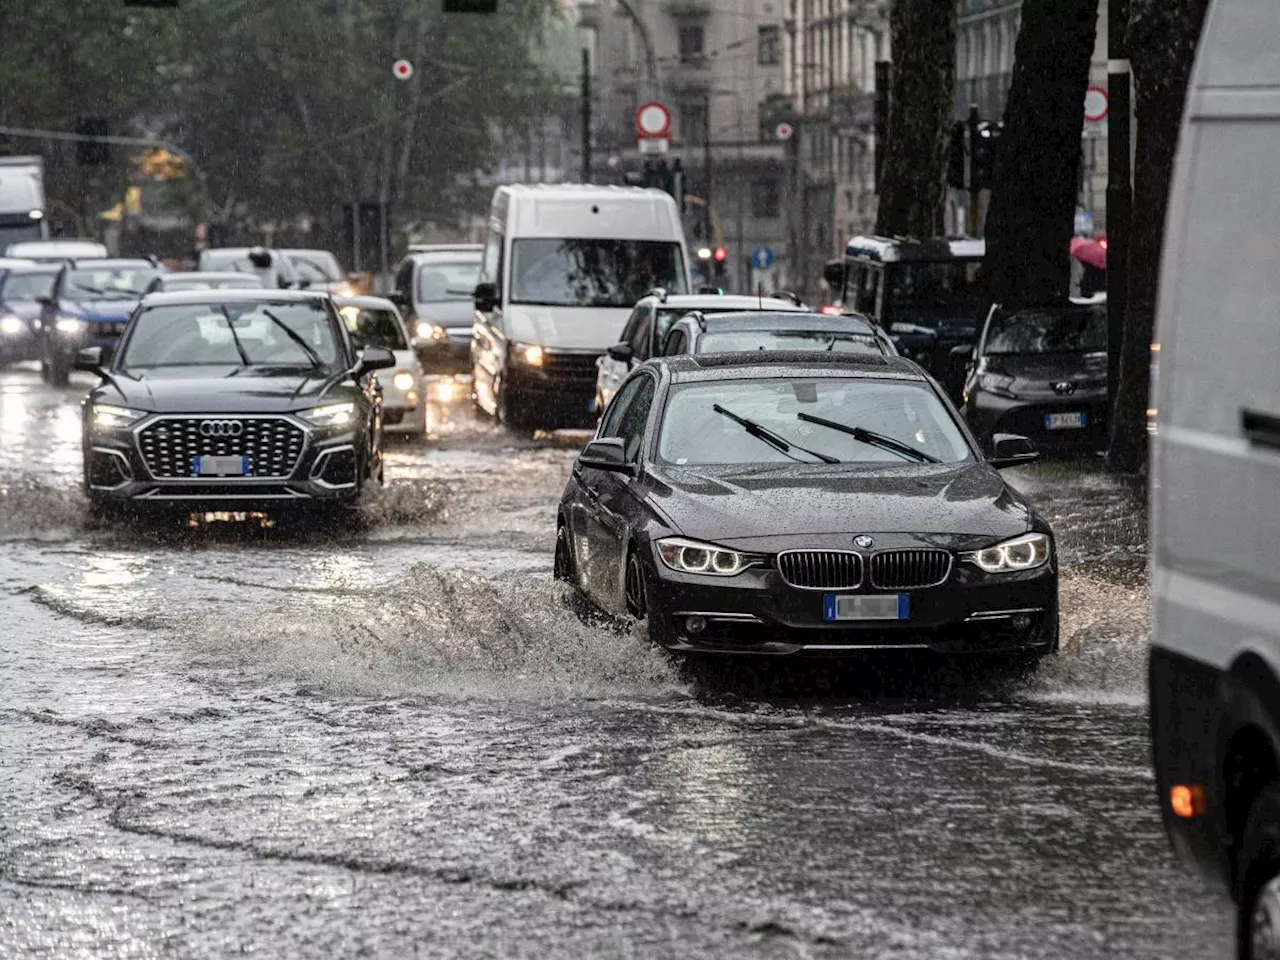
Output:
left=712, top=246, right=728, bottom=262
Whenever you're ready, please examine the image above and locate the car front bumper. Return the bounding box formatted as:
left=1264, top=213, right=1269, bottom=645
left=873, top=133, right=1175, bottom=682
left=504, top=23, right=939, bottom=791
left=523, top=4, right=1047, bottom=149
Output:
left=83, top=413, right=366, bottom=509
left=643, top=549, right=1057, bottom=656
left=965, top=390, right=1109, bottom=450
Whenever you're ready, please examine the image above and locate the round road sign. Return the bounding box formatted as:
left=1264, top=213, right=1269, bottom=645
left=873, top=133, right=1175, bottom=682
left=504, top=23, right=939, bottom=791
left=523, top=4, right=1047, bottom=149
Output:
left=393, top=59, right=414, bottom=81
left=634, top=102, right=672, bottom=139
left=774, top=122, right=794, bottom=142
left=1084, top=86, right=1108, bottom=123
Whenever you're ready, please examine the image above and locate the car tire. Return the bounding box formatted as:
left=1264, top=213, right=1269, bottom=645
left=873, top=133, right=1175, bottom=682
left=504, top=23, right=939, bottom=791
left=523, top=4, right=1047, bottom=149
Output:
left=1238, top=785, right=1280, bottom=960
left=625, top=545, right=673, bottom=647
left=553, top=522, right=577, bottom=585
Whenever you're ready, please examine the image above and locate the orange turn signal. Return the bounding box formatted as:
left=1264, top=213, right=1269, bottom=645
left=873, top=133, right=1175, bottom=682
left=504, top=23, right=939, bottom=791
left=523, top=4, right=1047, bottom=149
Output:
left=1170, top=784, right=1206, bottom=818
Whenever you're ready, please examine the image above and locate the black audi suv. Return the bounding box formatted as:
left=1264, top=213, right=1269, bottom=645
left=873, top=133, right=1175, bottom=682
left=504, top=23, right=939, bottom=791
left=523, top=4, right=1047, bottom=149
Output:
left=76, top=290, right=395, bottom=514
left=556, top=352, right=1057, bottom=658
left=959, top=297, right=1108, bottom=452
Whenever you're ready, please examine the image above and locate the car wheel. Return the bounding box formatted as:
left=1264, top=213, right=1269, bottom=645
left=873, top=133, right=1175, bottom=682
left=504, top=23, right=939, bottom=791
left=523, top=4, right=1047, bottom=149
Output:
left=625, top=548, right=647, bottom=619
left=1239, top=785, right=1280, bottom=959
left=553, top=523, right=577, bottom=585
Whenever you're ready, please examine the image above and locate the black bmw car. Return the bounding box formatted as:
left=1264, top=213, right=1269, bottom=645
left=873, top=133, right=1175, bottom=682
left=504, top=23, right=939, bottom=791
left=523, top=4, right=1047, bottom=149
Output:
left=75, top=290, right=395, bottom=514
left=556, top=352, right=1058, bottom=657
left=959, top=297, right=1108, bottom=451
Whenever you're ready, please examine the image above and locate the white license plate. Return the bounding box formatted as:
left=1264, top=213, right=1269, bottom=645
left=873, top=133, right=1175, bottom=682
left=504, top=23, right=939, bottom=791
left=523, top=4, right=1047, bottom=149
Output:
left=824, top=594, right=909, bottom=621
left=1045, top=412, right=1087, bottom=430
left=194, top=455, right=248, bottom=476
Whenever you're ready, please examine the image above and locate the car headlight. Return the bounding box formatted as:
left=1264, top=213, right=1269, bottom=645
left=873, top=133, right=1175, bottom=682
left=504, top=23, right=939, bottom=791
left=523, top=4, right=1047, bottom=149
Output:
left=92, top=404, right=146, bottom=429
left=300, top=402, right=355, bottom=427
left=656, top=536, right=760, bottom=577
left=392, top=371, right=416, bottom=392
left=0, top=316, right=23, bottom=334
left=55, top=316, right=85, bottom=334
left=416, top=321, right=447, bottom=341
left=962, top=533, right=1051, bottom=573
left=512, top=342, right=543, bottom=367
left=977, top=372, right=1015, bottom=398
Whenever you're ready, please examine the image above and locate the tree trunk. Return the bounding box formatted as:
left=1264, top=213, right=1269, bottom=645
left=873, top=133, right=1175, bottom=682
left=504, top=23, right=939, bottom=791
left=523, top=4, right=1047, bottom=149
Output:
left=874, top=0, right=955, bottom=238
left=982, top=0, right=1098, bottom=306
left=1106, top=0, right=1208, bottom=474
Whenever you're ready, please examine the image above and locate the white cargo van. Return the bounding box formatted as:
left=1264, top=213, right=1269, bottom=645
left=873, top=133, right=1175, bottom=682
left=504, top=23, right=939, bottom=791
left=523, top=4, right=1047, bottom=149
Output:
left=1149, top=1, right=1280, bottom=954
left=470, top=184, right=690, bottom=432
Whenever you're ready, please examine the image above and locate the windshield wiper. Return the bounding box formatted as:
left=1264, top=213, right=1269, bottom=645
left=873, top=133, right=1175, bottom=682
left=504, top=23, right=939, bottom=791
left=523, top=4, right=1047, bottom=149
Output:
left=797, top=412, right=940, bottom=463
left=261, top=309, right=324, bottom=368
left=713, top=404, right=840, bottom=464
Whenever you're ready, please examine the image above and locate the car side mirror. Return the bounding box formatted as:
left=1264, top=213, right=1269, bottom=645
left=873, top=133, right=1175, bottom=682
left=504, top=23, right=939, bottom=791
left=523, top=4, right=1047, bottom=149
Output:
left=473, top=281, right=498, bottom=312
left=296, top=277, right=311, bottom=289
left=950, top=344, right=973, bottom=359
left=822, top=259, right=846, bottom=290
left=578, top=438, right=635, bottom=475
left=73, top=346, right=106, bottom=377
left=606, top=342, right=634, bottom=363
left=387, top=290, right=407, bottom=308
left=989, top=433, right=1040, bottom=469
left=357, top=345, right=397, bottom=375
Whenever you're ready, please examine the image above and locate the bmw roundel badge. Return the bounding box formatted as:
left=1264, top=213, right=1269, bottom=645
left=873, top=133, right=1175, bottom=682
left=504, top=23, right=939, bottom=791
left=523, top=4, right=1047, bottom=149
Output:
left=853, top=535, right=874, bottom=548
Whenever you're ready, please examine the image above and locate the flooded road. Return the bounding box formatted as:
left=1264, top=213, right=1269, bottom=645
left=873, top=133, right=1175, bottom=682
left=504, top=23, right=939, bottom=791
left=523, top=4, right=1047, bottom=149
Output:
left=0, top=365, right=1231, bottom=957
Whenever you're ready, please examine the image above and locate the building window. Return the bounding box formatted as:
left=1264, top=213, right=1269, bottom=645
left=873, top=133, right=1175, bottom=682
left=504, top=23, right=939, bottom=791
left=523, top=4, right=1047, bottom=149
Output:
left=680, top=100, right=708, bottom=145
left=752, top=178, right=781, bottom=219
left=758, top=25, right=781, bottom=66
left=678, top=24, right=705, bottom=63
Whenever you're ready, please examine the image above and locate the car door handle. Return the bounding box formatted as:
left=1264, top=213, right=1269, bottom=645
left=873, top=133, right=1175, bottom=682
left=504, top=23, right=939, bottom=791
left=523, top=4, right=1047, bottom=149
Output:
left=1242, top=409, right=1280, bottom=451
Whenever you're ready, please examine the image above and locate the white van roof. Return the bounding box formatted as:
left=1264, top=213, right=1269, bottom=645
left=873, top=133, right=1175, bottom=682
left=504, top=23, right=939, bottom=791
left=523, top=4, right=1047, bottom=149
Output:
left=5, top=240, right=108, bottom=261
left=498, top=184, right=684, bottom=241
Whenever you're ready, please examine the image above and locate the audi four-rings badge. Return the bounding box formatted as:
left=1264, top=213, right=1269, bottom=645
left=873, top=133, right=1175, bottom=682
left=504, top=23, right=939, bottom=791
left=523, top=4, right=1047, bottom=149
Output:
left=199, top=419, right=244, bottom=437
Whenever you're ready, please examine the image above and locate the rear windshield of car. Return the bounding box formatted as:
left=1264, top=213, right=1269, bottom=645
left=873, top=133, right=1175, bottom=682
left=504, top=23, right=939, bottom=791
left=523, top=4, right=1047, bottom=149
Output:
left=697, top=329, right=884, bottom=356
left=339, top=305, right=407, bottom=350
left=64, top=266, right=161, bottom=300
left=0, top=271, right=57, bottom=301
left=658, top=377, right=970, bottom=466
left=416, top=260, right=480, bottom=303
left=984, top=304, right=1107, bottom=355
left=120, top=301, right=343, bottom=370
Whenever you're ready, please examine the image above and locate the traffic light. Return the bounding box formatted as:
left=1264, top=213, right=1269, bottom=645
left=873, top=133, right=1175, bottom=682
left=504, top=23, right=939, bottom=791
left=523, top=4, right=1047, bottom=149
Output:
left=75, top=117, right=109, bottom=166
left=971, top=121, right=1003, bottom=191
left=947, top=121, right=966, bottom=190
left=712, top=246, right=728, bottom=283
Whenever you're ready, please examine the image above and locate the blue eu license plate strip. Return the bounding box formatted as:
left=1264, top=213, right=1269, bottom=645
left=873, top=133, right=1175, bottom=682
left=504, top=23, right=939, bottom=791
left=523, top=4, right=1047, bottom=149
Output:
left=824, top=594, right=909, bottom=621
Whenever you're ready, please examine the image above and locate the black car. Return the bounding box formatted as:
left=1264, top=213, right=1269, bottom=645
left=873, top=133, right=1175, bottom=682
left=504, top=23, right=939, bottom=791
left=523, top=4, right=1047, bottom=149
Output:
left=37, top=258, right=165, bottom=385
left=0, top=264, right=59, bottom=365
left=390, top=247, right=481, bottom=374
left=75, top=290, right=395, bottom=514
left=656, top=310, right=899, bottom=359
left=959, top=297, right=1108, bottom=451
left=556, top=352, right=1058, bottom=657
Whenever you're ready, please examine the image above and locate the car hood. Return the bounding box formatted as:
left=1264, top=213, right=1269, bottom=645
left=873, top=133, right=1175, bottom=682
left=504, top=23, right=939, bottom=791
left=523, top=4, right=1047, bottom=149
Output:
left=0, top=301, right=42, bottom=320
left=95, top=368, right=353, bottom=414
left=983, top=351, right=1107, bottom=398
left=413, top=300, right=475, bottom=329
left=64, top=298, right=140, bottom=322
left=504, top=304, right=631, bottom=351
left=645, top=460, right=1034, bottom=550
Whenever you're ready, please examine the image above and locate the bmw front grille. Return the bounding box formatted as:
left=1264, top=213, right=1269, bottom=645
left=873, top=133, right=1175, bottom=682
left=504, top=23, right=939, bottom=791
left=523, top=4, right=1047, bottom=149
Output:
left=869, top=549, right=952, bottom=589
left=777, top=551, right=863, bottom=590
left=136, top=416, right=307, bottom=479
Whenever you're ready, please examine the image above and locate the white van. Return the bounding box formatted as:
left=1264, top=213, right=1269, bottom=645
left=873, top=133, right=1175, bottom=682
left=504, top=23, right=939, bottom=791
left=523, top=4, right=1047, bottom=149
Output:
left=6, top=239, right=108, bottom=261
left=469, top=184, right=691, bottom=432
left=1149, top=0, right=1280, bottom=953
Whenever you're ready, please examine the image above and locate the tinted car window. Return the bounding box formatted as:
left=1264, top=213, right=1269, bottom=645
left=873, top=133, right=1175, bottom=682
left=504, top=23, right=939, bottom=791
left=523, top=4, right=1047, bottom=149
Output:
left=663, top=329, right=687, bottom=355
left=0, top=271, right=57, bottom=300
left=615, top=376, right=654, bottom=461
left=416, top=260, right=480, bottom=303
left=599, top=374, right=645, bottom=437
left=627, top=306, right=652, bottom=356
left=984, top=305, right=1107, bottom=355
left=658, top=377, right=970, bottom=466
left=697, top=329, right=884, bottom=355
left=339, top=305, right=407, bottom=350
left=120, top=301, right=342, bottom=370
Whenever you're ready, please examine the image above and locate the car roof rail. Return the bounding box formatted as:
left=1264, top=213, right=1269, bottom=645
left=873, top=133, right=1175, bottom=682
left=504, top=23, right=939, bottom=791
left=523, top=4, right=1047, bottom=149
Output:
left=645, top=286, right=669, bottom=303
left=769, top=289, right=804, bottom=306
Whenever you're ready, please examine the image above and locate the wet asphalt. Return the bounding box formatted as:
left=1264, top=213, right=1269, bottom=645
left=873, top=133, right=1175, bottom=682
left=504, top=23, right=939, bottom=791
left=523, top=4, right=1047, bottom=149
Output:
left=0, top=365, right=1232, bottom=958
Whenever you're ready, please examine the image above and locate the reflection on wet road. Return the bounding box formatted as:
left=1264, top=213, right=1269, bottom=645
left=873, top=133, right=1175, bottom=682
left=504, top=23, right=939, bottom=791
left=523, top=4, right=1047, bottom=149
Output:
left=0, top=364, right=1230, bottom=957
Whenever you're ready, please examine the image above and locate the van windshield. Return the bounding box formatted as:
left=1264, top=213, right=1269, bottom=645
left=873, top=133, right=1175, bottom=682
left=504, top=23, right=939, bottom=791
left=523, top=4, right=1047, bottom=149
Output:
left=510, top=239, right=687, bottom=308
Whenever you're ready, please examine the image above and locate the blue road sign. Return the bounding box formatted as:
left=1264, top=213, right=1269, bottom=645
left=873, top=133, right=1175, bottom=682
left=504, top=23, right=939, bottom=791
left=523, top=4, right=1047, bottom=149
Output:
left=750, top=246, right=775, bottom=270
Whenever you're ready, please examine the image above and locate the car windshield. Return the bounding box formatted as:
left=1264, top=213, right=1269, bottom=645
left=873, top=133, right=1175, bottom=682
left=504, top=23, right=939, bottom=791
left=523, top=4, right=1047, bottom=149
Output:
left=286, top=251, right=343, bottom=282
left=698, top=329, right=884, bottom=356
left=658, top=377, right=971, bottom=466
left=416, top=259, right=480, bottom=303
left=163, top=276, right=265, bottom=291
left=984, top=304, right=1107, bottom=355
left=0, top=271, right=57, bottom=301
left=64, top=266, right=160, bottom=300
left=885, top=260, right=986, bottom=306
left=339, top=305, right=407, bottom=350
left=511, top=239, right=688, bottom=308
left=119, top=301, right=343, bottom=370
